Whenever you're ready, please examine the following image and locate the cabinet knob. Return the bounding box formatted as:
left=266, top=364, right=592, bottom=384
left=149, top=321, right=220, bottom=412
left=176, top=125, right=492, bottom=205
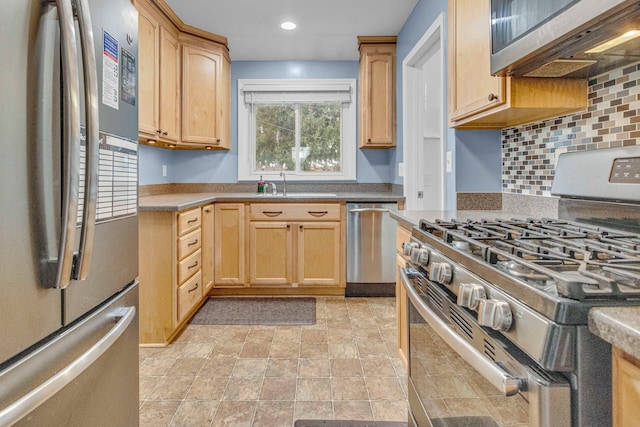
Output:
left=367, top=138, right=372, bottom=142
left=299, top=225, right=303, bottom=230
left=216, top=138, right=221, bottom=143
left=162, top=131, right=168, bottom=136
left=156, top=129, right=162, bottom=134
left=286, top=224, right=291, bottom=229
left=488, top=93, right=498, bottom=101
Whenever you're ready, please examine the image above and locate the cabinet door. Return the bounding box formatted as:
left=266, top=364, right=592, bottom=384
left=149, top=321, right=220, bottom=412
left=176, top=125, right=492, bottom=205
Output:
left=158, top=26, right=179, bottom=142
left=214, top=203, right=246, bottom=286
left=297, top=222, right=341, bottom=286
left=201, top=204, right=214, bottom=294
left=396, top=253, right=408, bottom=369
left=613, top=347, right=640, bottom=427
left=249, top=222, right=293, bottom=286
left=359, top=45, right=396, bottom=148
left=181, top=44, right=225, bottom=147
left=448, top=0, right=505, bottom=122
left=136, top=4, right=159, bottom=138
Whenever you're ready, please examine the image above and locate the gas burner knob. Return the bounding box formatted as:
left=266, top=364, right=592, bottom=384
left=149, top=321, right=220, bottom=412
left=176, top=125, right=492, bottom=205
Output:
left=411, top=248, right=430, bottom=267
left=457, top=283, right=486, bottom=310
left=477, top=299, right=513, bottom=331
left=403, top=242, right=419, bottom=257
left=429, top=262, right=453, bottom=284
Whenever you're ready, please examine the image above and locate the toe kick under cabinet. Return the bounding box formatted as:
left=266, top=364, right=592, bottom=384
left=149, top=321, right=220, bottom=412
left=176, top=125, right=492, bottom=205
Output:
left=139, top=204, right=213, bottom=346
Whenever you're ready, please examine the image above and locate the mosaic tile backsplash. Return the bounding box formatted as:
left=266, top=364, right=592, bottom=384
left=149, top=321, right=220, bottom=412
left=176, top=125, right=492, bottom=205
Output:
left=502, top=62, right=640, bottom=196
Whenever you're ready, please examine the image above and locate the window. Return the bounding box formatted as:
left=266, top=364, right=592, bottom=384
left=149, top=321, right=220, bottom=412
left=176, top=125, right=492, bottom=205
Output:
left=238, top=79, right=356, bottom=181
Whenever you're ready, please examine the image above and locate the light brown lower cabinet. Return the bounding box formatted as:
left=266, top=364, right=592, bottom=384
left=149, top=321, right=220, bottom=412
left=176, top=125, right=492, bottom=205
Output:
left=249, top=221, right=342, bottom=287
left=395, top=224, right=411, bottom=368
left=613, top=346, right=640, bottom=427
left=248, top=203, right=344, bottom=290
left=214, top=203, right=246, bottom=287
left=138, top=206, right=209, bottom=346
left=201, top=203, right=214, bottom=294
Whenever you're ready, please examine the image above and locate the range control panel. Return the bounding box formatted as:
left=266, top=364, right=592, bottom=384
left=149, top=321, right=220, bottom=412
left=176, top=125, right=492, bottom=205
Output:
left=610, top=156, right=640, bottom=184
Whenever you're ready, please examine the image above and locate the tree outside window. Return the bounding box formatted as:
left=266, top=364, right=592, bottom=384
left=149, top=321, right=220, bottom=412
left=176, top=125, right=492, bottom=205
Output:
left=255, top=103, right=341, bottom=174
left=238, top=79, right=356, bottom=182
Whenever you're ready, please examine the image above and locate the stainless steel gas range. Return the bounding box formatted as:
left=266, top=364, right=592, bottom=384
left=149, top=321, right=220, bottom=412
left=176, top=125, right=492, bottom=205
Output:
left=400, top=146, right=640, bottom=427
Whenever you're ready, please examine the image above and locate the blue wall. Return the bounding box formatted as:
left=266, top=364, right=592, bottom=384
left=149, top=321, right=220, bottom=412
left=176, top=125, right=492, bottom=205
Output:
left=455, top=130, right=502, bottom=191
left=139, top=61, right=394, bottom=184
left=395, top=0, right=502, bottom=208
left=139, top=0, right=504, bottom=200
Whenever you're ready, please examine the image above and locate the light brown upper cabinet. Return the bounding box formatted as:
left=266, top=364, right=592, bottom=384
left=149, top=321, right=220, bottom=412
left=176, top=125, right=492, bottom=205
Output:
left=180, top=35, right=231, bottom=149
left=358, top=36, right=397, bottom=148
left=136, top=0, right=180, bottom=144
left=448, top=0, right=587, bottom=129
left=134, top=0, right=230, bottom=149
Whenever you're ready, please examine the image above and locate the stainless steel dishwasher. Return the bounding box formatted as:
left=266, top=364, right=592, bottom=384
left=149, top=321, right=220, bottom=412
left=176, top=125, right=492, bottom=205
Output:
left=346, top=203, right=397, bottom=296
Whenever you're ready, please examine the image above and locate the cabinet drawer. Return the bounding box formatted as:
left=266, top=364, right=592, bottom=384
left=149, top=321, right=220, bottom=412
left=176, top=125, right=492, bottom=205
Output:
left=178, top=270, right=202, bottom=322
left=250, top=203, right=340, bottom=221
left=178, top=228, right=201, bottom=260
left=396, top=225, right=412, bottom=256
left=178, top=248, right=201, bottom=284
left=178, top=207, right=201, bottom=235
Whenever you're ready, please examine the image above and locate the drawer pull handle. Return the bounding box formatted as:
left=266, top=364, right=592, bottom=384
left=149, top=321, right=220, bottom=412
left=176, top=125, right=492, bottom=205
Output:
left=188, top=282, right=199, bottom=293
left=308, top=211, right=328, bottom=216
left=262, top=211, right=283, bottom=217
left=187, top=218, right=199, bottom=224
left=188, top=261, right=199, bottom=269
left=188, top=239, right=199, bottom=246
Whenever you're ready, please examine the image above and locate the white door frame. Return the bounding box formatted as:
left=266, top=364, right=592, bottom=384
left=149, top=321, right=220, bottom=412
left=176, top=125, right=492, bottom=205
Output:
left=402, top=13, right=446, bottom=210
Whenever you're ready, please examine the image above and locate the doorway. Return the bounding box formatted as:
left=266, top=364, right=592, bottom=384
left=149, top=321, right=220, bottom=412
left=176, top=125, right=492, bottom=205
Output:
left=402, top=13, right=446, bottom=210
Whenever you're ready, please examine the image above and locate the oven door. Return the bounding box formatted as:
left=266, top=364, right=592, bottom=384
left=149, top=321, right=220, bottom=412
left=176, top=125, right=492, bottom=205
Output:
left=400, top=268, right=571, bottom=427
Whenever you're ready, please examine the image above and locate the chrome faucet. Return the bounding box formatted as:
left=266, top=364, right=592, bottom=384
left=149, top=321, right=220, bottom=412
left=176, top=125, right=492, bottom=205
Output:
left=266, top=182, right=277, bottom=196
left=279, top=171, right=287, bottom=196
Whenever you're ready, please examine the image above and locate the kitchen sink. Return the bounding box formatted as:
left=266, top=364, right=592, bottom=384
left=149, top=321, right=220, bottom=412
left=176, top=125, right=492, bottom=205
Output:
left=278, top=193, right=336, bottom=197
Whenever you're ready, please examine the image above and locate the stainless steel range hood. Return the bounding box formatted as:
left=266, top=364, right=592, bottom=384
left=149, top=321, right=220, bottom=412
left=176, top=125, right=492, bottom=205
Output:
left=491, top=0, right=640, bottom=78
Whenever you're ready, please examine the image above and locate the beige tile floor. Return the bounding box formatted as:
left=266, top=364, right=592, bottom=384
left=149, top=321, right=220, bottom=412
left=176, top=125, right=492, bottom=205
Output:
left=139, top=297, right=409, bottom=427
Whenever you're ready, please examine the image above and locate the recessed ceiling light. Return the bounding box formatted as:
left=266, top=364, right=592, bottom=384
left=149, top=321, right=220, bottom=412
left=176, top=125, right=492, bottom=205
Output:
left=281, top=21, right=296, bottom=30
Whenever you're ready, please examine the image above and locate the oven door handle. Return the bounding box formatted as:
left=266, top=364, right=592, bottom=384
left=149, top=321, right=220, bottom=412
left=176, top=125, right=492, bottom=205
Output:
left=401, top=268, right=526, bottom=397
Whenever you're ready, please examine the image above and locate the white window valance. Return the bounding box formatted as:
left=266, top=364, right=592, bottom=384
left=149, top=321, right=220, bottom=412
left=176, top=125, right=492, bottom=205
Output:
left=241, top=80, right=352, bottom=104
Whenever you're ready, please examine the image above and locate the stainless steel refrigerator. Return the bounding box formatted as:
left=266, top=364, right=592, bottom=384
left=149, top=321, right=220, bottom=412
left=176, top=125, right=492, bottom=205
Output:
left=0, top=0, right=139, bottom=425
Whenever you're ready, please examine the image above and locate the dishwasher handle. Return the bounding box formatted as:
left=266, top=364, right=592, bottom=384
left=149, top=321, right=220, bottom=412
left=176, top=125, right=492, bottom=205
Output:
left=348, top=208, right=391, bottom=214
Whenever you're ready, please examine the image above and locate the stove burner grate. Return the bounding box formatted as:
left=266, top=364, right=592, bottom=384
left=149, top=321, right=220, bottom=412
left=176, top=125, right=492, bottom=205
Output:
left=418, top=218, right=640, bottom=300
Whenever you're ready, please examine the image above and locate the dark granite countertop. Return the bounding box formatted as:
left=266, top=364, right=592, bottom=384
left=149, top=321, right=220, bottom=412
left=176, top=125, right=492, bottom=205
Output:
left=589, top=307, right=640, bottom=359
left=139, top=192, right=404, bottom=211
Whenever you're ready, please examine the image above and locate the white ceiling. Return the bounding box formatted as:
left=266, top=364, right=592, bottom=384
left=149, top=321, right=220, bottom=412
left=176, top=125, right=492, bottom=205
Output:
left=164, top=0, right=419, bottom=61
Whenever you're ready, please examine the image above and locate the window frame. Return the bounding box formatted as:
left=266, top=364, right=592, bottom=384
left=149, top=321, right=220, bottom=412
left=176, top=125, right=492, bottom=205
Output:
left=237, top=78, right=357, bottom=182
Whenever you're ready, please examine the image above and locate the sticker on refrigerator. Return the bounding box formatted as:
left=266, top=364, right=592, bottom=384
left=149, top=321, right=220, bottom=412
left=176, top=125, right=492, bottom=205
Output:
left=78, top=128, right=138, bottom=224
left=121, top=48, right=136, bottom=106
left=102, top=30, right=119, bottom=109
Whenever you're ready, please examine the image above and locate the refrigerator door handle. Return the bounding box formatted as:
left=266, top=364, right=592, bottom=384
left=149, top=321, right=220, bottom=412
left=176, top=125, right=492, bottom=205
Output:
left=73, top=0, right=99, bottom=280
left=0, top=306, right=136, bottom=426
left=53, top=0, right=82, bottom=289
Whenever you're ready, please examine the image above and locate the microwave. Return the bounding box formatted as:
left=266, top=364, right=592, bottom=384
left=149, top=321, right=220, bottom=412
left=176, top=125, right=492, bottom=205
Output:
left=490, top=0, right=640, bottom=78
